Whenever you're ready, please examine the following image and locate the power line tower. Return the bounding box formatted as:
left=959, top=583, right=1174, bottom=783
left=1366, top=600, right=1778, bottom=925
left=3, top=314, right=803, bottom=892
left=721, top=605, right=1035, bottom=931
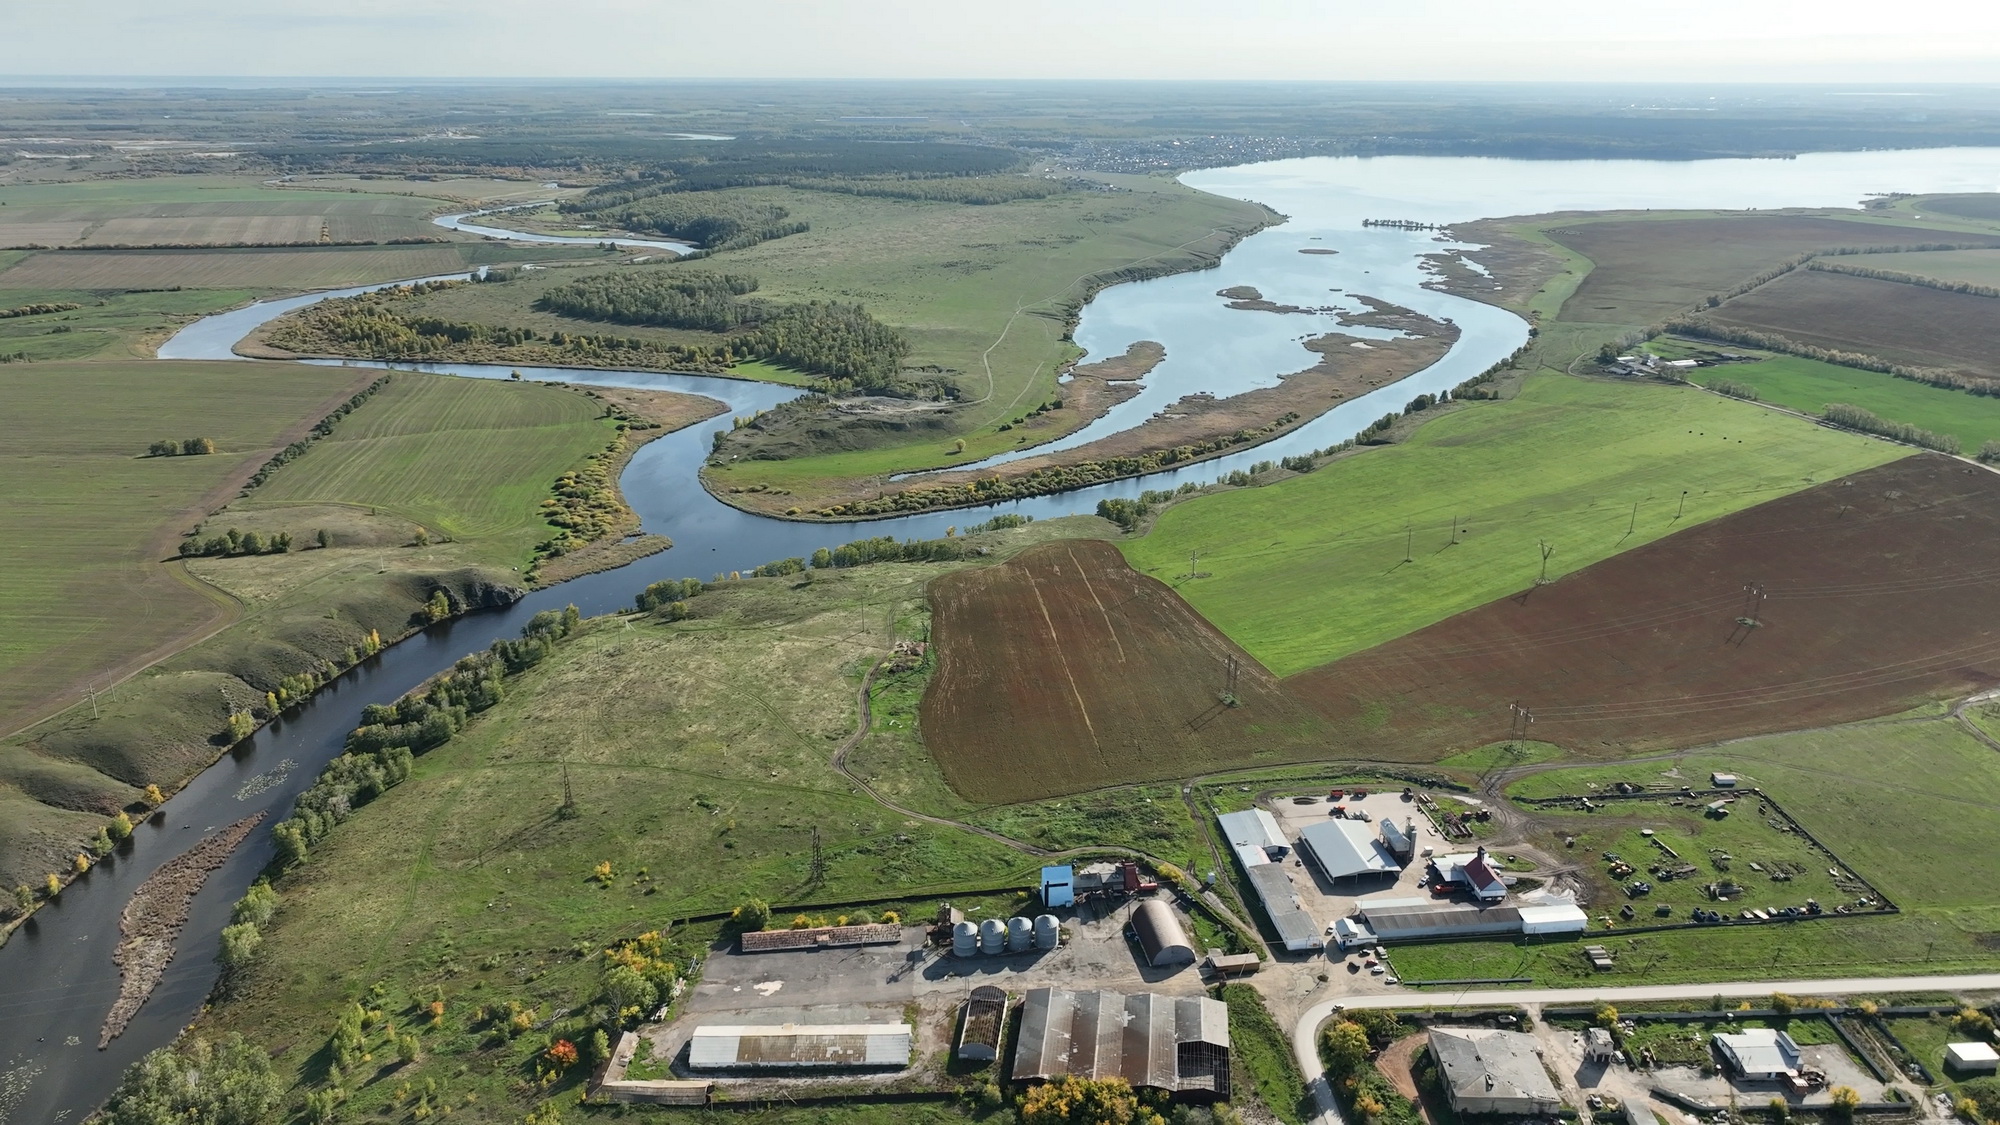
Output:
left=807, top=826, right=826, bottom=888
left=1404, top=524, right=1414, bottom=564
left=1535, top=540, right=1556, bottom=585
left=1509, top=701, right=1535, bottom=744
left=1220, top=654, right=1242, bottom=707
left=558, top=762, right=579, bottom=819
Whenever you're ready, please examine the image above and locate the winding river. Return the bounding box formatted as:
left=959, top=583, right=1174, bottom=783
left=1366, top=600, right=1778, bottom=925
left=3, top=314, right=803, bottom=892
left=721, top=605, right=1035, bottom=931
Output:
left=7, top=148, right=2000, bottom=1122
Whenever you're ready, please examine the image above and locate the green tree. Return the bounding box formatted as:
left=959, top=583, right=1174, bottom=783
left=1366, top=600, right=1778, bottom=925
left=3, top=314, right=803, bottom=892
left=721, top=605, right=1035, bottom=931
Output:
left=1020, top=1075, right=1158, bottom=1125
left=1321, top=1020, right=1372, bottom=1078
left=99, top=1033, right=283, bottom=1125
left=148, top=440, right=178, bottom=457
left=12, top=885, right=32, bottom=915
left=218, top=922, right=262, bottom=970
left=109, top=811, right=133, bottom=841
left=727, top=897, right=773, bottom=933
left=602, top=964, right=658, bottom=1016
left=315, top=527, right=333, bottom=549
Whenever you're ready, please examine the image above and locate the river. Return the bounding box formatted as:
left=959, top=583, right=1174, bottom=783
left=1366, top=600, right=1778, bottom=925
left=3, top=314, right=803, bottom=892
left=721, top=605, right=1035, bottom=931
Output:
left=7, top=148, right=2000, bottom=1122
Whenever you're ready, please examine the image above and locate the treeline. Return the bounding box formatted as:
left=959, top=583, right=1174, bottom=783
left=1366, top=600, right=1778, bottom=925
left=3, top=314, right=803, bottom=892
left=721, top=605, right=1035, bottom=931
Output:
left=0, top=301, right=80, bottom=319
left=1821, top=403, right=1960, bottom=454
left=1696, top=242, right=2000, bottom=309
left=787, top=175, right=1072, bottom=205
left=562, top=193, right=806, bottom=251
left=147, top=437, right=215, bottom=457
left=1806, top=257, right=2000, bottom=299
left=272, top=605, right=582, bottom=867
left=1663, top=315, right=2000, bottom=397
left=276, top=284, right=909, bottom=389
left=34, top=237, right=449, bottom=251
left=177, top=528, right=296, bottom=558
left=822, top=412, right=1303, bottom=518
left=242, top=375, right=392, bottom=493
left=535, top=272, right=762, bottom=331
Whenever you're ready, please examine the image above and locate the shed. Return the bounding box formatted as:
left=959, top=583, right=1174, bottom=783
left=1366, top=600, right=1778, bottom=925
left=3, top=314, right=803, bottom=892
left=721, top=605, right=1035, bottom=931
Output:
left=1519, top=903, right=1589, bottom=935
left=1244, top=860, right=1324, bottom=952
left=1013, top=987, right=1229, bottom=1099
left=1216, top=808, right=1287, bottom=855
left=1042, top=865, right=1075, bottom=908
left=1131, top=899, right=1197, bottom=967
left=1947, top=1042, right=2000, bottom=1075
left=1298, top=818, right=1402, bottom=881
left=1429, top=1028, right=1564, bottom=1115
left=957, top=986, right=1009, bottom=1061
left=1361, top=902, right=1523, bottom=942
left=1205, top=952, right=1262, bottom=977
left=1711, top=773, right=1739, bottom=788
left=688, top=1023, right=912, bottom=1070
left=1585, top=1027, right=1618, bottom=1062
left=1714, top=1029, right=1802, bottom=1079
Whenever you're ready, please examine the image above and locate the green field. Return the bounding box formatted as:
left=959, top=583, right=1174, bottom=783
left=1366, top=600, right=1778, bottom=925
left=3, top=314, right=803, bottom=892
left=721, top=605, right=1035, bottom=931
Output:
left=1392, top=716, right=2000, bottom=987
left=0, top=287, right=256, bottom=360
left=242, top=373, right=614, bottom=567
left=1687, top=352, right=2000, bottom=451
left=1122, top=374, right=1905, bottom=678
left=1863, top=248, right=2000, bottom=288
left=0, top=175, right=447, bottom=245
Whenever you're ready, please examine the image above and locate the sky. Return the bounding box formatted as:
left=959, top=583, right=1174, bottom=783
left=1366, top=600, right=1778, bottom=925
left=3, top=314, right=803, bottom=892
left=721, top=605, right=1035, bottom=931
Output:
left=6, top=0, right=2000, bottom=83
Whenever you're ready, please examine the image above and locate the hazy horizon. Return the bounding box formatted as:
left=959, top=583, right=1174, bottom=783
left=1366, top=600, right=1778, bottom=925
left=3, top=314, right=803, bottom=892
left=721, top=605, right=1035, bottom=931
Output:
left=7, top=0, right=1999, bottom=84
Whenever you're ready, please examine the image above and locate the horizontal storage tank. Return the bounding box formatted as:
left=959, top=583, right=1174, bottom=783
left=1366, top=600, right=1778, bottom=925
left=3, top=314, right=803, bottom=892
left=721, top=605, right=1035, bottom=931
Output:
left=952, top=921, right=978, bottom=957
left=979, top=918, right=1006, bottom=955
left=1007, top=915, right=1034, bottom=953
left=1034, top=914, right=1060, bottom=950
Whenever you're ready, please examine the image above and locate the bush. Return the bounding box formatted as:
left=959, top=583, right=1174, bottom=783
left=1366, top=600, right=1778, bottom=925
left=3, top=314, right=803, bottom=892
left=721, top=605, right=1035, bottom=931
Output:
left=1707, top=379, right=1760, bottom=401
left=100, top=1033, right=283, bottom=1125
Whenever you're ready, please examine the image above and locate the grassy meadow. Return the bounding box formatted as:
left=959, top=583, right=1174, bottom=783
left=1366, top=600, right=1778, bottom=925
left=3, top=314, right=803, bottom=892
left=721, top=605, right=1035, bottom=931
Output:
left=1687, top=351, right=2000, bottom=451
left=1395, top=715, right=2000, bottom=986
left=1122, top=373, right=1905, bottom=678
left=241, top=372, right=615, bottom=568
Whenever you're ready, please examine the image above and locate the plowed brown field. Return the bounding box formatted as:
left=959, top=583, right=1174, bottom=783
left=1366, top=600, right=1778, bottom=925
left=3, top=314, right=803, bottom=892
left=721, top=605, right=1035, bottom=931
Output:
left=1288, top=455, right=2000, bottom=756
left=921, top=540, right=1334, bottom=802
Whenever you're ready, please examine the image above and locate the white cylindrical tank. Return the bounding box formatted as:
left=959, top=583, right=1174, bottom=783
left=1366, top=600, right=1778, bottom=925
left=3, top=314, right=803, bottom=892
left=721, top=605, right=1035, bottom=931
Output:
left=952, top=921, right=978, bottom=957
left=1007, top=916, right=1033, bottom=953
left=1034, top=914, right=1060, bottom=950
left=979, top=918, right=1006, bottom=954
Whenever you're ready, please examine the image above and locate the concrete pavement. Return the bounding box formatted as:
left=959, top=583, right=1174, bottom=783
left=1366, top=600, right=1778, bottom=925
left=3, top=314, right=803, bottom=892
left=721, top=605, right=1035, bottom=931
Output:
left=1290, top=973, right=2000, bottom=1125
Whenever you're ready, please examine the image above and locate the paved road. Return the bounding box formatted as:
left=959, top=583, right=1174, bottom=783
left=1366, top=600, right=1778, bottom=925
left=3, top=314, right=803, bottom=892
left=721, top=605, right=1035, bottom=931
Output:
left=1290, top=974, right=2000, bottom=1125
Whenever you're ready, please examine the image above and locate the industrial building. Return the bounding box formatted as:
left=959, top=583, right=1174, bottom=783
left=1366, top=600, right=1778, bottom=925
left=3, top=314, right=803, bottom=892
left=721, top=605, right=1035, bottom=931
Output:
left=1298, top=818, right=1403, bottom=881
left=1714, top=1029, right=1804, bottom=1080
left=687, top=1023, right=913, bottom=1071
left=1349, top=896, right=1587, bottom=945
left=1041, top=866, right=1075, bottom=908
left=1216, top=809, right=1324, bottom=952
left=1429, top=1028, right=1565, bottom=1115
left=1013, top=987, right=1230, bottom=1100
left=1947, top=1042, right=2000, bottom=1075
left=1130, top=899, right=1197, bottom=967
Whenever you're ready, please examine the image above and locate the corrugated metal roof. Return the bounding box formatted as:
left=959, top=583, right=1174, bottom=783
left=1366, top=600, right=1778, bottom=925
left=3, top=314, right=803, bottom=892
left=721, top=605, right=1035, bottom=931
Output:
left=1518, top=904, right=1588, bottom=933
left=1013, top=988, right=1228, bottom=1094
left=1298, top=819, right=1402, bottom=879
left=1361, top=903, right=1523, bottom=941
left=1716, top=1029, right=1802, bottom=1076
left=1131, top=899, right=1196, bottom=966
left=1216, top=808, right=1286, bottom=852
left=1246, top=862, right=1324, bottom=951
left=738, top=923, right=901, bottom=952
left=687, top=1024, right=910, bottom=1070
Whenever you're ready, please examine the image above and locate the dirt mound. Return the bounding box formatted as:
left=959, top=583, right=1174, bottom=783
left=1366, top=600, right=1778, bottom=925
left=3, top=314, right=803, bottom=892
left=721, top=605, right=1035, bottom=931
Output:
left=1287, top=455, right=2000, bottom=755
left=920, top=540, right=1332, bottom=802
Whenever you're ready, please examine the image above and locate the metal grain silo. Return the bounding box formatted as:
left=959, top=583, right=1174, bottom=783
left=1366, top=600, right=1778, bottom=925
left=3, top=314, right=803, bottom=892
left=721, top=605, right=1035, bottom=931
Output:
left=1007, top=915, right=1033, bottom=953
left=979, top=917, right=1005, bottom=954
left=952, top=921, right=978, bottom=957
left=1033, top=914, right=1060, bottom=950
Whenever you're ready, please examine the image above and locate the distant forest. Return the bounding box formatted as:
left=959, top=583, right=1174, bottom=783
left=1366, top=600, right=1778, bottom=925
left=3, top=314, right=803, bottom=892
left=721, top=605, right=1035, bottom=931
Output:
left=558, top=194, right=807, bottom=251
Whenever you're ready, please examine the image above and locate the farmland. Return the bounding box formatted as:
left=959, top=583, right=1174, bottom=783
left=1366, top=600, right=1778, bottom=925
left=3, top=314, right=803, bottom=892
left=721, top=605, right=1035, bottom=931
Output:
left=1857, top=247, right=2000, bottom=288
left=0, top=245, right=469, bottom=291
left=1288, top=455, right=2000, bottom=758
left=0, top=287, right=255, bottom=360
left=0, top=175, right=453, bottom=247
left=239, top=372, right=616, bottom=568
left=0, top=360, right=375, bottom=881
left=1536, top=214, right=2000, bottom=328
left=1392, top=713, right=2000, bottom=987
left=921, top=539, right=1336, bottom=802
left=1686, top=352, right=2000, bottom=452
left=1704, top=266, right=2000, bottom=381
left=1121, top=373, right=1903, bottom=679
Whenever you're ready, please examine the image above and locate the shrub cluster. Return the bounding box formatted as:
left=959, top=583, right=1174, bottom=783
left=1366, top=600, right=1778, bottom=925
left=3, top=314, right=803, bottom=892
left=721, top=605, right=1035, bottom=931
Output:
left=178, top=527, right=293, bottom=558
left=788, top=175, right=1072, bottom=205
left=560, top=193, right=806, bottom=250
left=0, top=301, right=81, bottom=319
left=1707, top=379, right=1761, bottom=401
left=535, top=272, right=762, bottom=330
left=147, top=436, right=216, bottom=457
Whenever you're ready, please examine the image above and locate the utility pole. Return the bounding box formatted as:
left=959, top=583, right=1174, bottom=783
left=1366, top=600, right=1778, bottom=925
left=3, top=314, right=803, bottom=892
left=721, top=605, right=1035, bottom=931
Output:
left=1628, top=501, right=1639, bottom=536
left=1676, top=490, right=1688, bottom=520
left=1404, top=524, right=1413, bottom=564
left=87, top=679, right=100, bottom=720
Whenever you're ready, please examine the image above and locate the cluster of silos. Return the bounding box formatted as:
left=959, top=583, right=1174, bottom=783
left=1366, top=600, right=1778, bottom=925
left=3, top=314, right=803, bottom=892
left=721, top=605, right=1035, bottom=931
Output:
left=950, top=915, right=1060, bottom=956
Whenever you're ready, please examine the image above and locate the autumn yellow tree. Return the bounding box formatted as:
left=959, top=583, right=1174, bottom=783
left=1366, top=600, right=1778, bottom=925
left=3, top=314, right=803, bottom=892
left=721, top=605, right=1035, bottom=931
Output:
left=1020, top=1076, right=1162, bottom=1125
